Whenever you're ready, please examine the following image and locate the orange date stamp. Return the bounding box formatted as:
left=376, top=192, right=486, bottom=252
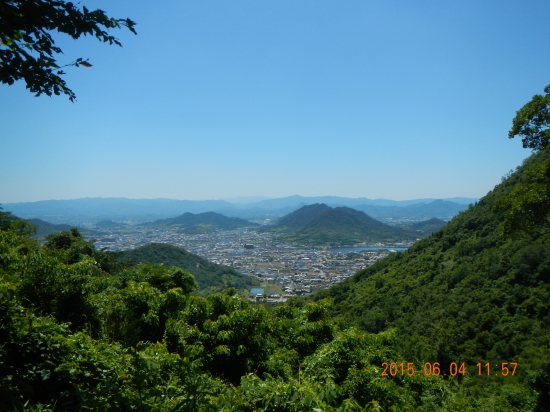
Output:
left=381, top=362, right=517, bottom=377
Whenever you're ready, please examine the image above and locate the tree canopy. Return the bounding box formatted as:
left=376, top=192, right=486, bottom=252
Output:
left=0, top=0, right=136, bottom=101
left=509, top=85, right=550, bottom=151
left=497, top=84, right=550, bottom=237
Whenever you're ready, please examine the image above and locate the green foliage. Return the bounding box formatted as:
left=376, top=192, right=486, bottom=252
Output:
left=0, top=206, right=36, bottom=236
left=43, top=228, right=129, bottom=275
left=165, top=294, right=272, bottom=385
left=509, top=85, right=550, bottom=151
left=0, top=0, right=136, bottom=101
left=1, top=210, right=542, bottom=410
left=494, top=151, right=550, bottom=238
left=124, top=264, right=199, bottom=294
left=322, top=149, right=550, bottom=410
left=3, top=122, right=550, bottom=409
left=119, top=243, right=258, bottom=294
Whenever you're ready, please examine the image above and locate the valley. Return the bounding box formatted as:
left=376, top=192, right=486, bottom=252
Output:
left=90, top=223, right=414, bottom=299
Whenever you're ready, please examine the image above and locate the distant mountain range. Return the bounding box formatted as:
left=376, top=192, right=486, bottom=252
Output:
left=353, top=199, right=468, bottom=220
left=1, top=195, right=477, bottom=223
left=142, top=211, right=258, bottom=232
left=237, top=195, right=476, bottom=209
left=273, top=204, right=418, bottom=245
left=2, top=198, right=234, bottom=222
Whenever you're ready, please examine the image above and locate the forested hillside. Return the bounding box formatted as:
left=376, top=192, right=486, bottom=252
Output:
left=316, top=149, right=550, bottom=410
left=270, top=203, right=332, bottom=231
left=26, top=218, right=72, bottom=237
left=120, top=243, right=258, bottom=294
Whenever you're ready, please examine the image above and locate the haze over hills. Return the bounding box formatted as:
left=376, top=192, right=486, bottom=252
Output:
left=2, top=196, right=476, bottom=224
left=240, top=195, right=476, bottom=210
left=278, top=205, right=418, bottom=245
left=353, top=199, right=469, bottom=220
left=26, top=218, right=73, bottom=238
left=0, top=198, right=234, bottom=222
left=142, top=211, right=259, bottom=232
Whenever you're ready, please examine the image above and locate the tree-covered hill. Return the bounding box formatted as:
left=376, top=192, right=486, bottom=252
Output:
left=119, top=243, right=258, bottom=294
left=26, top=218, right=73, bottom=237
left=268, top=203, right=332, bottom=231
left=317, top=149, right=550, bottom=410
left=406, top=217, right=447, bottom=234
left=143, top=211, right=258, bottom=232
left=282, top=206, right=418, bottom=245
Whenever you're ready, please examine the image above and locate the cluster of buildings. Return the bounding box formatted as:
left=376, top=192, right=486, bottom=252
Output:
left=91, top=225, right=413, bottom=301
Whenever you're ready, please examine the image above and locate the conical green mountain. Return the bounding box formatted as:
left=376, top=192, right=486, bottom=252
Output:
left=318, top=149, right=550, bottom=407
left=282, top=205, right=418, bottom=244
left=272, top=203, right=332, bottom=231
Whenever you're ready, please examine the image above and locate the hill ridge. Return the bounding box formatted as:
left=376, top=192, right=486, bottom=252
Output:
left=120, top=243, right=258, bottom=294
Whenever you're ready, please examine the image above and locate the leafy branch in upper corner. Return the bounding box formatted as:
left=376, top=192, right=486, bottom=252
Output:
left=0, top=0, right=136, bottom=101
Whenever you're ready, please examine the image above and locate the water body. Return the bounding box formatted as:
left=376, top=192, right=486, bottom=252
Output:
left=329, top=246, right=409, bottom=253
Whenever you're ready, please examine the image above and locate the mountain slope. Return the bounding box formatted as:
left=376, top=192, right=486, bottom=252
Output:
left=120, top=243, right=258, bottom=294
left=282, top=206, right=418, bottom=245
left=353, top=199, right=468, bottom=220
left=319, top=150, right=550, bottom=405
left=26, top=218, right=73, bottom=237
left=271, top=203, right=332, bottom=231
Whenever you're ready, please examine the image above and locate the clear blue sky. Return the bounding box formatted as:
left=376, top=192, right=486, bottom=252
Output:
left=1, top=0, right=549, bottom=203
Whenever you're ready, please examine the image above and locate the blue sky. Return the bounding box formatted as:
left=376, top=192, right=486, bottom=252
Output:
left=1, top=0, right=549, bottom=203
